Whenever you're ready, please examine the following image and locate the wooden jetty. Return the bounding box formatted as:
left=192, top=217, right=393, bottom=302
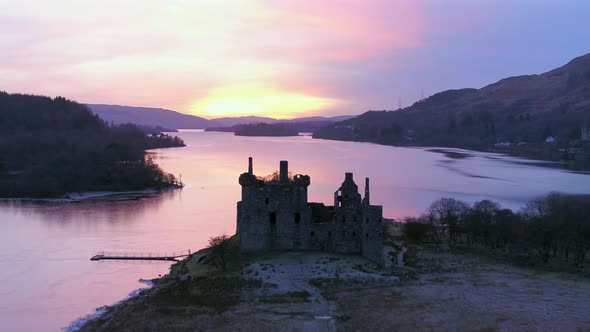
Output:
left=90, top=250, right=190, bottom=262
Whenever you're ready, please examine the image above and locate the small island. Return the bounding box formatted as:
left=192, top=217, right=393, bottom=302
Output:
left=205, top=121, right=339, bottom=137
left=0, top=92, right=185, bottom=198
left=234, top=123, right=299, bottom=137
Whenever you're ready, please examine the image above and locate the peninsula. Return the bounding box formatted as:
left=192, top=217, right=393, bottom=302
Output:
left=0, top=92, right=184, bottom=198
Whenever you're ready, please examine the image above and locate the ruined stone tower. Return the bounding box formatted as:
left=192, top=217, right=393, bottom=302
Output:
left=236, top=158, right=384, bottom=264
left=237, top=159, right=311, bottom=251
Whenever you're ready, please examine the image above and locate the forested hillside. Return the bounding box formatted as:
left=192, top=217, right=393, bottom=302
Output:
left=0, top=92, right=184, bottom=197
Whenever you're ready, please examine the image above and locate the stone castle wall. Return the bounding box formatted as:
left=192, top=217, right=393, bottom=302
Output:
left=237, top=158, right=384, bottom=264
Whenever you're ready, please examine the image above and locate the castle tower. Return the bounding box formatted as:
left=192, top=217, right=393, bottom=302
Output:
left=237, top=158, right=311, bottom=252
left=337, top=173, right=362, bottom=208
left=280, top=160, right=289, bottom=182
left=330, top=173, right=363, bottom=253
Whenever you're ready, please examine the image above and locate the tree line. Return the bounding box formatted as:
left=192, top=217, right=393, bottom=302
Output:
left=0, top=92, right=184, bottom=197
left=403, top=193, right=590, bottom=269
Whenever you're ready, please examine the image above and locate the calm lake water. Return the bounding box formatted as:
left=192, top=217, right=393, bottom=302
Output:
left=1, top=130, right=590, bottom=331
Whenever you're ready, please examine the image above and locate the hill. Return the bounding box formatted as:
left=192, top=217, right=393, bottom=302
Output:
left=314, top=53, right=590, bottom=163
left=87, top=104, right=355, bottom=130
left=0, top=92, right=183, bottom=198
left=88, top=104, right=210, bottom=129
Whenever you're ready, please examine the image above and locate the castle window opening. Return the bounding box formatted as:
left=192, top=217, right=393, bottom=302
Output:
left=294, top=212, right=301, bottom=224
left=269, top=212, right=276, bottom=225
left=265, top=197, right=269, bottom=204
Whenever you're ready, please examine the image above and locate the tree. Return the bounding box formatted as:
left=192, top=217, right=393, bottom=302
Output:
left=468, top=200, right=500, bottom=247
left=208, top=235, right=239, bottom=270
left=427, top=198, right=470, bottom=246
left=402, top=217, right=432, bottom=243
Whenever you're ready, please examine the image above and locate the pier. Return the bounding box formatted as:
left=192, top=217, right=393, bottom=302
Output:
left=90, top=250, right=191, bottom=262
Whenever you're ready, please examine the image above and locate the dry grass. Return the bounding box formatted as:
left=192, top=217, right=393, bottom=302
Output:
left=81, top=249, right=590, bottom=332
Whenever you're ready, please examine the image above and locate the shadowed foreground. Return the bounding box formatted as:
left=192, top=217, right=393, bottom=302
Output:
left=78, top=246, right=590, bottom=331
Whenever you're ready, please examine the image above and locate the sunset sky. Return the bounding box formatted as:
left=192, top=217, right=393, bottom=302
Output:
left=1, top=0, right=589, bottom=119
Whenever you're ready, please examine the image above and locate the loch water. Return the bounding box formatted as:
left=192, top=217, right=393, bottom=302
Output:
left=1, top=130, right=590, bottom=331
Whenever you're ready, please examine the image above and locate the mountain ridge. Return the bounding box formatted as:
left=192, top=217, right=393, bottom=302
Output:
left=87, top=104, right=354, bottom=130
left=314, top=53, right=590, bottom=164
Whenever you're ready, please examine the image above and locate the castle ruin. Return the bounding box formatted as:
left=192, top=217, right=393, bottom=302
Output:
left=236, top=158, right=384, bottom=263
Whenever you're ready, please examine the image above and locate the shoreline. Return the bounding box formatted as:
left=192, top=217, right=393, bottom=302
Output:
left=65, top=279, right=155, bottom=332
left=0, top=185, right=183, bottom=203
left=310, top=135, right=590, bottom=172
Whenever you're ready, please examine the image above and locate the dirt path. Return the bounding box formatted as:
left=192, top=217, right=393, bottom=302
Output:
left=243, top=252, right=389, bottom=331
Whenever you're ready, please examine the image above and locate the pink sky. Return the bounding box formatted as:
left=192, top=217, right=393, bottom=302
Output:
left=1, top=0, right=588, bottom=118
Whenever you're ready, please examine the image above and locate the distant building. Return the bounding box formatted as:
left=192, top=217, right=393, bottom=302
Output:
left=236, top=158, right=384, bottom=264
left=545, top=136, right=556, bottom=143
left=582, top=124, right=590, bottom=141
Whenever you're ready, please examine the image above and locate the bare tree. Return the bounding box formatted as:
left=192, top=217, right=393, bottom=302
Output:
left=427, top=198, right=470, bottom=246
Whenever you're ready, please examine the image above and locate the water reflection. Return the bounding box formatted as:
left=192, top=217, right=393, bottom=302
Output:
left=0, top=189, right=180, bottom=226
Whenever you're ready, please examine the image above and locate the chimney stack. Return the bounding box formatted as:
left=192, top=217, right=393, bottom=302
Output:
left=280, top=160, right=289, bottom=182
left=364, top=177, right=370, bottom=205
left=248, top=157, right=253, bottom=175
